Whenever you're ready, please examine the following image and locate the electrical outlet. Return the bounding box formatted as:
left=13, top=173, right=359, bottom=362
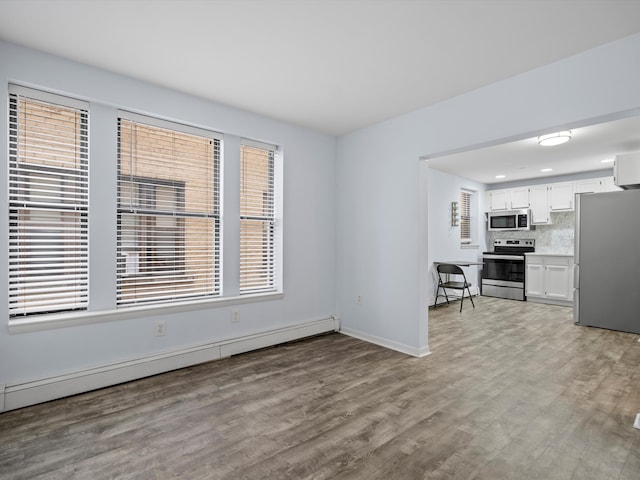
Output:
left=154, top=320, right=166, bottom=337
left=231, top=309, right=240, bottom=323
left=356, top=295, right=363, bottom=305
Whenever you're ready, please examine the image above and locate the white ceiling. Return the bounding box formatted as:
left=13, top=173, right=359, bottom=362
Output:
left=428, top=115, right=640, bottom=185
left=1, top=0, right=640, bottom=137
left=1, top=1, right=640, bottom=184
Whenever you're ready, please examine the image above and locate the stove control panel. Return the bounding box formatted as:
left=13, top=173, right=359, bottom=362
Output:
left=493, top=238, right=535, bottom=248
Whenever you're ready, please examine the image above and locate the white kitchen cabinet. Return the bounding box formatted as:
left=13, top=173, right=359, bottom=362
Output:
left=486, top=187, right=530, bottom=211
left=545, top=263, right=572, bottom=300
left=486, top=189, right=509, bottom=211
left=575, top=178, right=603, bottom=194
left=525, top=262, right=544, bottom=297
left=614, top=152, right=640, bottom=188
left=487, top=177, right=616, bottom=217
left=530, top=185, right=551, bottom=224
left=526, top=254, right=573, bottom=306
left=549, top=182, right=574, bottom=211
left=603, top=176, right=622, bottom=192
left=509, top=187, right=530, bottom=209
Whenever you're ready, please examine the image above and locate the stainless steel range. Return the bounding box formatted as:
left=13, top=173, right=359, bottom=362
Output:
left=482, top=239, right=535, bottom=301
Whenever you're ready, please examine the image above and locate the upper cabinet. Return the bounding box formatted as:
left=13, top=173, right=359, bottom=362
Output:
left=574, top=177, right=621, bottom=193
left=575, top=178, right=603, bottom=194
left=530, top=185, right=550, bottom=224
left=603, top=177, right=623, bottom=192
left=486, top=187, right=530, bottom=211
left=549, top=182, right=574, bottom=211
left=510, top=187, right=530, bottom=209
left=487, top=176, right=616, bottom=218
left=487, top=189, right=509, bottom=211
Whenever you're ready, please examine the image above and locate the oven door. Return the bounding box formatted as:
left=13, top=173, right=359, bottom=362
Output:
left=482, top=254, right=525, bottom=285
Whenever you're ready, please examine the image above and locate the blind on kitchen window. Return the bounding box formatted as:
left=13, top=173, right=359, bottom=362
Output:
left=240, top=140, right=276, bottom=294
left=117, top=113, right=221, bottom=306
left=460, top=189, right=472, bottom=244
left=8, top=85, right=89, bottom=316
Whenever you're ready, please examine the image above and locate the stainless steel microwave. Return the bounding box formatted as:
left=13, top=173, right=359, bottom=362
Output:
left=487, top=209, right=531, bottom=231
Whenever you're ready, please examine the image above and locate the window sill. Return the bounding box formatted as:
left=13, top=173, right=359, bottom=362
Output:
left=460, top=243, right=480, bottom=250
left=8, top=292, right=284, bottom=334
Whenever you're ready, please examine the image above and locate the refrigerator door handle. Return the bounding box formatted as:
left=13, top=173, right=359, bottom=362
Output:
left=573, top=192, right=580, bottom=326
left=573, top=263, right=579, bottom=324
left=574, top=193, right=581, bottom=263
left=573, top=286, right=580, bottom=325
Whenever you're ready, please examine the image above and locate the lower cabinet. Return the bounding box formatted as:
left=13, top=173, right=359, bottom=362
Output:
left=525, top=255, right=573, bottom=306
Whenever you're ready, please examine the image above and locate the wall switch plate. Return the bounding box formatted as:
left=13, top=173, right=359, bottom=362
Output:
left=356, top=295, right=363, bottom=305
left=231, top=310, right=240, bottom=323
left=154, top=320, right=166, bottom=337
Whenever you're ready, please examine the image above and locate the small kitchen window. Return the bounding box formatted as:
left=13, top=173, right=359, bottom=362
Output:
left=460, top=189, right=473, bottom=245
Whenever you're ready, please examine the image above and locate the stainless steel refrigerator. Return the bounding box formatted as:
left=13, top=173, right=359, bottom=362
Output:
left=574, top=189, right=640, bottom=334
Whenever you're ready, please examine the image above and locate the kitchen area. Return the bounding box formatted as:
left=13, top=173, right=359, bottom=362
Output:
left=427, top=116, right=640, bottom=336
left=483, top=177, right=597, bottom=307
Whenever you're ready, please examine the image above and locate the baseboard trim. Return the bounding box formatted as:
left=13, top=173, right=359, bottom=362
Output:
left=3, top=317, right=338, bottom=412
left=526, top=296, right=572, bottom=307
left=339, top=327, right=431, bottom=358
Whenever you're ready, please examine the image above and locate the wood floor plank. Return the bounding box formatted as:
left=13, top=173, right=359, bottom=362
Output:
left=1, top=296, right=640, bottom=479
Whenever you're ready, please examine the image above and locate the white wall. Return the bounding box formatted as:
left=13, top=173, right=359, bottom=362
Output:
left=426, top=169, right=486, bottom=303
left=335, top=33, right=640, bottom=356
left=0, top=42, right=337, bottom=403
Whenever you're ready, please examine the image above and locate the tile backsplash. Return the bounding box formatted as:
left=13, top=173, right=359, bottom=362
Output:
left=487, top=211, right=575, bottom=254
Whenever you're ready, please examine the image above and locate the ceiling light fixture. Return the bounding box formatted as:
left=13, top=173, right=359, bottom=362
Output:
left=495, top=174, right=506, bottom=179
left=538, top=131, right=571, bottom=146
left=541, top=168, right=553, bottom=172
left=601, top=158, right=614, bottom=163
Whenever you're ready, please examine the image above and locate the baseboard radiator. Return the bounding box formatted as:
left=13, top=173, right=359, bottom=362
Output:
left=2, top=317, right=338, bottom=412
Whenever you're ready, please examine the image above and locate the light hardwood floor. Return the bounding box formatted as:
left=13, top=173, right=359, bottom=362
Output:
left=2, top=296, right=640, bottom=479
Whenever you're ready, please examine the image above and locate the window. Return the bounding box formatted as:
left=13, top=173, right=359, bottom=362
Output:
left=240, top=140, right=277, bottom=294
left=460, top=189, right=472, bottom=244
left=8, top=86, right=89, bottom=316
left=117, top=114, right=221, bottom=306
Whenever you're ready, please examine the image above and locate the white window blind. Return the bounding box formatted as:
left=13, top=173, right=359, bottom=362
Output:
left=460, top=189, right=472, bottom=244
left=240, top=140, right=276, bottom=294
left=8, top=86, right=89, bottom=316
left=117, top=114, right=221, bottom=306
